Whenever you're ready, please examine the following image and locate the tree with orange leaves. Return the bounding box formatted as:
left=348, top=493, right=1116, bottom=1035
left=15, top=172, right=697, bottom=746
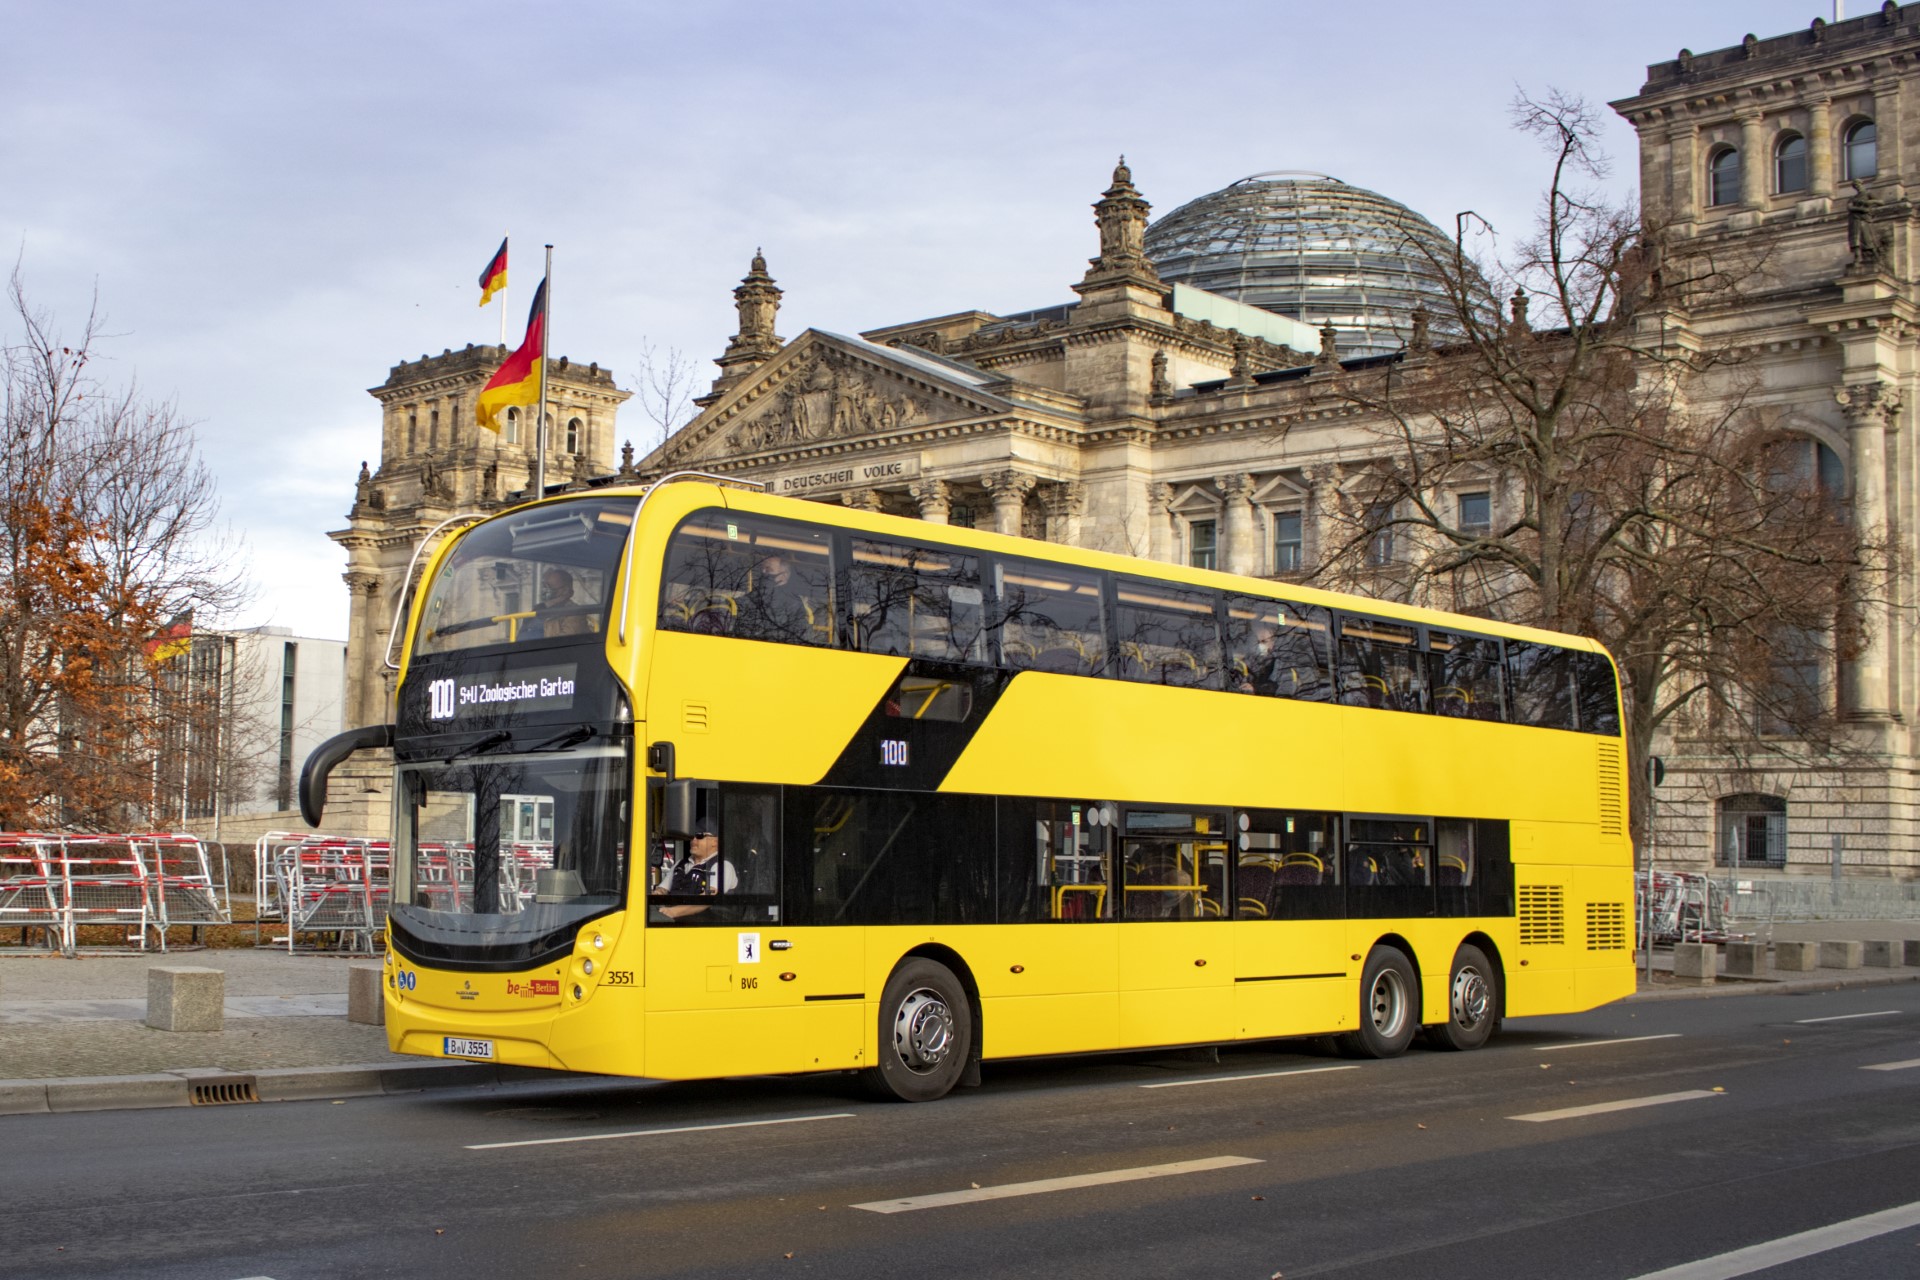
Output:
left=0, top=270, right=241, bottom=829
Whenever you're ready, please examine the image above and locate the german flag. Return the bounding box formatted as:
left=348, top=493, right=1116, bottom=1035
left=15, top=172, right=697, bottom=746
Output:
left=144, top=610, right=193, bottom=663
left=478, top=237, right=508, bottom=307
left=475, top=279, right=546, bottom=431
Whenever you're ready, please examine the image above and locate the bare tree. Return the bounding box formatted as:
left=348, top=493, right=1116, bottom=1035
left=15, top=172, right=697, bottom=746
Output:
left=0, top=269, right=246, bottom=828
left=631, top=338, right=701, bottom=452
left=1306, top=92, right=1870, bottom=846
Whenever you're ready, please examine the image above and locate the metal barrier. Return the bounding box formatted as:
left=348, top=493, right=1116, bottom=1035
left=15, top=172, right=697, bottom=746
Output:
left=1635, top=869, right=1733, bottom=948
left=249, top=831, right=555, bottom=953
left=253, top=832, right=390, bottom=955
left=0, top=831, right=230, bottom=955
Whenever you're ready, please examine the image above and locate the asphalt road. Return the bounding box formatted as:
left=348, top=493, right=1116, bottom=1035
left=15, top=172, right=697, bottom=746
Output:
left=4, top=986, right=1918, bottom=1280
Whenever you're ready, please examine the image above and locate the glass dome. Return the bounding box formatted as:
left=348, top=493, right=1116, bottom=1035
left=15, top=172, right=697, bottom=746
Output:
left=1144, top=172, right=1459, bottom=360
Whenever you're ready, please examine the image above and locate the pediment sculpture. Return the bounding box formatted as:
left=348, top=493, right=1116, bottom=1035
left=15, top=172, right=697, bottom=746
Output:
left=719, top=348, right=964, bottom=454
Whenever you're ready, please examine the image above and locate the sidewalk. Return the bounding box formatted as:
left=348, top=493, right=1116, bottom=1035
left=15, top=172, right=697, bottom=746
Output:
left=4, top=922, right=1918, bottom=1113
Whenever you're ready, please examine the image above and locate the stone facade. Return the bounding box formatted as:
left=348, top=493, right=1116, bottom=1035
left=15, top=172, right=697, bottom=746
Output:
left=325, top=344, right=632, bottom=835
left=1613, top=3, right=1920, bottom=878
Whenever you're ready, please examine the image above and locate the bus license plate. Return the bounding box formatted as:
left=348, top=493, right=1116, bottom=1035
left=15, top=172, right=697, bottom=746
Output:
left=444, top=1036, right=494, bottom=1060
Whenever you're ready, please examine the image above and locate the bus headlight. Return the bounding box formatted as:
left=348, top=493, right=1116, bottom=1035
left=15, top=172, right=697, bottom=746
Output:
left=582, top=958, right=595, bottom=976
left=592, top=933, right=605, bottom=950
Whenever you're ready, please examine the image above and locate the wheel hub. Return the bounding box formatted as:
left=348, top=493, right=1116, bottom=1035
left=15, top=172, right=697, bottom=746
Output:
left=1368, top=969, right=1408, bottom=1037
left=891, top=988, right=954, bottom=1074
left=1451, top=967, right=1490, bottom=1027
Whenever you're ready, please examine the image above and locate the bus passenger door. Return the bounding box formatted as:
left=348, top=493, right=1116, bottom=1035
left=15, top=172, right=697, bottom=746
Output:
left=1116, top=808, right=1235, bottom=1048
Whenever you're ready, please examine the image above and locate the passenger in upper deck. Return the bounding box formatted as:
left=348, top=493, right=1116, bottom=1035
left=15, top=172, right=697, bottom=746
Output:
left=740, top=552, right=823, bottom=644
left=529, top=567, right=594, bottom=639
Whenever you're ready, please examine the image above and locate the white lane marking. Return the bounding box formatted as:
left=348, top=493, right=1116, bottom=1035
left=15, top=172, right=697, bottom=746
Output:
left=1140, top=1064, right=1360, bottom=1090
left=1532, top=1034, right=1682, bottom=1051
left=1509, top=1089, right=1723, bottom=1123
left=1794, top=1010, right=1902, bottom=1024
left=1625, top=1198, right=1920, bottom=1280
left=465, top=1111, right=854, bottom=1150
left=851, top=1155, right=1263, bottom=1214
left=1863, top=1057, right=1920, bottom=1072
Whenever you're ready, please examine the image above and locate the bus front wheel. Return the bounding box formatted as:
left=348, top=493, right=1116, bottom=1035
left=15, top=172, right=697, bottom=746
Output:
left=862, top=959, right=972, bottom=1102
left=1427, top=943, right=1499, bottom=1051
left=1337, top=946, right=1418, bottom=1059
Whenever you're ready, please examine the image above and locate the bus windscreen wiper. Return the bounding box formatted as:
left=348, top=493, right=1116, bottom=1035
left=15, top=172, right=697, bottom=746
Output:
left=525, top=724, right=596, bottom=753
left=443, top=729, right=512, bottom=764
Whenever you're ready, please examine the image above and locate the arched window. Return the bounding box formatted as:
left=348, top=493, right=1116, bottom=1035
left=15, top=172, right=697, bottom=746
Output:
left=1708, top=147, right=1742, bottom=206
left=1844, top=119, right=1877, bottom=181
left=1716, top=794, right=1786, bottom=866
left=503, top=407, right=519, bottom=444
left=1764, top=436, right=1845, bottom=501
left=406, top=412, right=417, bottom=450
left=1775, top=133, right=1808, bottom=194
left=566, top=417, right=583, bottom=454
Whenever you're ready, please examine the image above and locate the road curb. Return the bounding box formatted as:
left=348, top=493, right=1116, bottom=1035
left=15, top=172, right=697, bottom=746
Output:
left=1626, top=969, right=1920, bottom=1002
left=0, top=1059, right=522, bottom=1115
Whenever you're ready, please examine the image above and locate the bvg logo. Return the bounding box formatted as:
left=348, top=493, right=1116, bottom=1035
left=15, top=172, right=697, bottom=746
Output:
left=505, top=978, right=561, bottom=998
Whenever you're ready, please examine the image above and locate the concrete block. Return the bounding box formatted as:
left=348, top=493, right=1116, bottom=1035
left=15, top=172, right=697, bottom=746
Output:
left=1905, top=940, right=1920, bottom=967
left=146, top=965, right=223, bottom=1032
left=348, top=962, right=385, bottom=1026
left=251, top=1064, right=390, bottom=1103
left=45, top=1074, right=190, bottom=1112
left=1775, top=941, right=1819, bottom=971
left=1724, top=941, right=1766, bottom=977
left=1863, top=940, right=1898, bottom=968
left=1672, top=942, right=1717, bottom=983
left=1819, top=940, right=1865, bottom=970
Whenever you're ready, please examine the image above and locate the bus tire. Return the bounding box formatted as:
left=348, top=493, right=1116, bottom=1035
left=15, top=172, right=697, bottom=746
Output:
left=861, top=959, right=971, bottom=1103
left=1337, top=946, right=1418, bottom=1059
left=1427, top=944, right=1499, bottom=1052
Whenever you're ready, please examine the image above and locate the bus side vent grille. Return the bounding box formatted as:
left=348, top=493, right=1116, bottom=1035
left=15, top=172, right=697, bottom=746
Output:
left=1596, top=742, right=1624, bottom=837
left=1518, top=885, right=1566, bottom=946
left=1586, top=902, right=1628, bottom=951
left=682, top=702, right=710, bottom=733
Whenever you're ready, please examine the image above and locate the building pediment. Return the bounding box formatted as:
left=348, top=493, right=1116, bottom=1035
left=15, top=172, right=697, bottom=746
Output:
left=659, top=330, right=1025, bottom=466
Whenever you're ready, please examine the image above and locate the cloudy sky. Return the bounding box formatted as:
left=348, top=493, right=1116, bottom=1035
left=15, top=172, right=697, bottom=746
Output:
left=2, top=0, right=1828, bottom=641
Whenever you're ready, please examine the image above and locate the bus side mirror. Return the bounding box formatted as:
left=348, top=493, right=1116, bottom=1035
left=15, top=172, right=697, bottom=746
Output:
left=662, top=780, right=697, bottom=839
left=298, top=723, right=396, bottom=828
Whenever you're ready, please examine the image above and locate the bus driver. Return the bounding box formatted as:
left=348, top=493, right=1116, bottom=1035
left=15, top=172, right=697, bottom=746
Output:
left=655, top=823, right=738, bottom=920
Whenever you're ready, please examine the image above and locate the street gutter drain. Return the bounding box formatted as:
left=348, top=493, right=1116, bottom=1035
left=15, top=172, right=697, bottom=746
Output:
left=190, top=1078, right=259, bottom=1106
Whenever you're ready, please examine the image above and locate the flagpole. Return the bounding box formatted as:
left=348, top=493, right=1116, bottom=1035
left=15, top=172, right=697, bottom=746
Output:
left=499, top=231, right=509, bottom=348
left=535, top=244, right=552, bottom=497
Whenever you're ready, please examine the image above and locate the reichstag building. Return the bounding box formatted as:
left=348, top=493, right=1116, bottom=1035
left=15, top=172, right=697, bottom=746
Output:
left=333, top=6, right=1920, bottom=879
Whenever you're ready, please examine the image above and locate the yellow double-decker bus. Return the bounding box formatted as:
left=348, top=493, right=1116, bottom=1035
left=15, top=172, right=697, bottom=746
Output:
left=301, top=475, right=1636, bottom=1101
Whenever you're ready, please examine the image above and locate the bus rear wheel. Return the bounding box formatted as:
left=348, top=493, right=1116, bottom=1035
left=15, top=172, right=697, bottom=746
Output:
left=1337, top=946, right=1418, bottom=1059
left=861, top=959, right=972, bottom=1102
left=1427, top=943, right=1499, bottom=1051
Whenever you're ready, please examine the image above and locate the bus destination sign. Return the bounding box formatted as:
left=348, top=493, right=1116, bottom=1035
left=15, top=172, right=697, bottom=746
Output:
left=424, top=663, right=579, bottom=722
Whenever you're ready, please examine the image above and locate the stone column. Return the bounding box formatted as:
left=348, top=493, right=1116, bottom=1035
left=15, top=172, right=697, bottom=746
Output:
left=1147, top=483, right=1174, bottom=564
left=1217, top=473, right=1255, bottom=576
left=1041, top=482, right=1086, bottom=547
left=1839, top=383, right=1898, bottom=720
left=1740, top=110, right=1767, bottom=208
left=1810, top=98, right=1835, bottom=198
left=909, top=479, right=951, bottom=524
left=1668, top=122, right=1698, bottom=221
left=343, top=571, right=378, bottom=729
left=1873, top=80, right=1902, bottom=182
left=984, top=471, right=1035, bottom=538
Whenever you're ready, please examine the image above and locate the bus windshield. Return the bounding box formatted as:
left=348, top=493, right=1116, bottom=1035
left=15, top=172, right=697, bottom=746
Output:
left=390, top=743, right=630, bottom=957
left=413, top=499, right=634, bottom=655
